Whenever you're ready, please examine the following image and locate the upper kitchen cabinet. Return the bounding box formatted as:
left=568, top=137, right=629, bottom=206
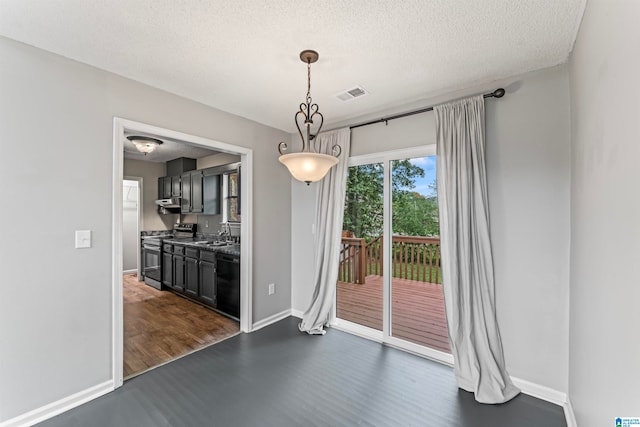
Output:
left=181, top=170, right=203, bottom=214
left=203, top=170, right=221, bottom=215
left=158, top=158, right=197, bottom=201
left=158, top=175, right=181, bottom=199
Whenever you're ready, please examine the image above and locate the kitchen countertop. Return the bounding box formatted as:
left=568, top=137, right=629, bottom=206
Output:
left=163, top=237, right=240, bottom=257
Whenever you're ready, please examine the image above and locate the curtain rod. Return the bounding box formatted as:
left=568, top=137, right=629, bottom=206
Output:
left=349, top=88, right=506, bottom=130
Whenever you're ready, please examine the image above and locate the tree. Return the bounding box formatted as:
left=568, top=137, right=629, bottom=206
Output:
left=343, top=159, right=439, bottom=240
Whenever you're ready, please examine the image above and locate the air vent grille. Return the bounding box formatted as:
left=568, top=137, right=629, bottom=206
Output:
left=335, top=85, right=369, bottom=101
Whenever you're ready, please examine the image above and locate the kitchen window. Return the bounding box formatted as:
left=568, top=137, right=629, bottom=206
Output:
left=222, top=169, right=240, bottom=223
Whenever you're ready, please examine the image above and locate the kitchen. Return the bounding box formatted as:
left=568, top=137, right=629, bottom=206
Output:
left=123, top=134, right=243, bottom=378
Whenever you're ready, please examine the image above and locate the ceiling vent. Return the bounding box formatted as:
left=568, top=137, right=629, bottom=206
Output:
left=335, top=86, right=369, bottom=102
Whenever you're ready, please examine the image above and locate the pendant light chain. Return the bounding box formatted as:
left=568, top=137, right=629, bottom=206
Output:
left=306, top=60, right=312, bottom=101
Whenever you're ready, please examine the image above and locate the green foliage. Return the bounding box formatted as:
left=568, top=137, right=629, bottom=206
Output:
left=343, top=159, right=440, bottom=240
left=343, top=163, right=384, bottom=240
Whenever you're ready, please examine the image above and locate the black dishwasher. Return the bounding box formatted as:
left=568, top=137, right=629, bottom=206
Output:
left=216, top=252, right=240, bottom=319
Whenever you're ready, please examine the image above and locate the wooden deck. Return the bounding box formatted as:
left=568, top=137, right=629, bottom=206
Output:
left=337, top=275, right=451, bottom=353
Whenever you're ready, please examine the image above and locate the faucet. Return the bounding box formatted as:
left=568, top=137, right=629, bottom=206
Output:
left=218, top=222, right=231, bottom=241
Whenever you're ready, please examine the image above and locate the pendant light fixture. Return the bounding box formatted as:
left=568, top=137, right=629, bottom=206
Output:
left=127, top=135, right=163, bottom=155
left=278, top=50, right=341, bottom=185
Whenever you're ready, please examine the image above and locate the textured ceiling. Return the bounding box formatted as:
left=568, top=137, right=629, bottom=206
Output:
left=0, top=0, right=585, bottom=133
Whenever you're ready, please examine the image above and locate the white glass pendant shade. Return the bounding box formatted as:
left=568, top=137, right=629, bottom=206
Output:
left=132, top=140, right=159, bottom=154
left=127, top=135, right=163, bottom=155
left=279, top=152, right=338, bottom=184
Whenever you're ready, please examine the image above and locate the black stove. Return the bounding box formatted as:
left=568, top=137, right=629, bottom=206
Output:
left=142, top=223, right=196, bottom=289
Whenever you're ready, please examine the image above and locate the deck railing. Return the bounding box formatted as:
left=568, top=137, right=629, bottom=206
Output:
left=339, top=235, right=441, bottom=285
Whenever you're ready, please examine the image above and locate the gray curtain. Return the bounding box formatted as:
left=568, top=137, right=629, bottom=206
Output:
left=299, top=128, right=351, bottom=334
left=434, top=96, right=520, bottom=404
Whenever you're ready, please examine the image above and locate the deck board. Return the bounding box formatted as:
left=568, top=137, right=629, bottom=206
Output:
left=337, top=275, right=451, bottom=353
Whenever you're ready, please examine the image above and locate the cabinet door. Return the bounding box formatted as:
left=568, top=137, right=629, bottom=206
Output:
left=181, top=172, right=191, bottom=213
left=191, top=171, right=203, bottom=214
left=162, top=252, right=173, bottom=287
left=185, top=257, right=199, bottom=297
left=199, top=260, right=216, bottom=306
left=171, top=176, right=181, bottom=197
left=157, top=177, right=164, bottom=199
left=203, top=174, right=220, bottom=215
left=163, top=177, right=172, bottom=199
left=173, top=255, right=185, bottom=291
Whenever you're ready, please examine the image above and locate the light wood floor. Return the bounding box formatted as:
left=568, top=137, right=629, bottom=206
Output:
left=123, top=273, right=240, bottom=378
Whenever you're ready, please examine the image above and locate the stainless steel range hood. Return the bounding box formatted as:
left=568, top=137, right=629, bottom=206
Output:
left=156, top=198, right=181, bottom=209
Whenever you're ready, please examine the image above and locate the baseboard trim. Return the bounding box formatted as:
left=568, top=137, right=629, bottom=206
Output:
left=251, top=309, right=291, bottom=332
left=0, top=380, right=113, bottom=427
left=291, top=309, right=304, bottom=319
left=563, top=397, right=577, bottom=427
left=511, top=377, right=566, bottom=406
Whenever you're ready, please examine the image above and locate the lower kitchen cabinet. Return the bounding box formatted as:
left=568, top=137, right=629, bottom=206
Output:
left=162, top=244, right=238, bottom=319
left=173, top=255, right=185, bottom=291
left=199, top=260, right=216, bottom=306
left=162, top=252, right=173, bottom=288
left=185, top=256, right=199, bottom=297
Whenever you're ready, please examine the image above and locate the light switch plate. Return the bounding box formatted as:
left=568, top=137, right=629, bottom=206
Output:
left=75, top=230, right=91, bottom=249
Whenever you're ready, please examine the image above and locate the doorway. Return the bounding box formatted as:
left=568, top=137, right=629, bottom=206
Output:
left=122, top=178, right=141, bottom=275
left=112, top=118, right=254, bottom=388
left=334, top=146, right=453, bottom=365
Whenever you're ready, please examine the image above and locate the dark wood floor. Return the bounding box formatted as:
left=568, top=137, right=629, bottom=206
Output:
left=337, top=275, right=451, bottom=352
left=124, top=274, right=239, bottom=378
left=40, top=317, right=566, bottom=427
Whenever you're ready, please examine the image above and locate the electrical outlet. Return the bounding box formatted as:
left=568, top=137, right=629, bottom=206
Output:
left=268, top=283, right=275, bottom=295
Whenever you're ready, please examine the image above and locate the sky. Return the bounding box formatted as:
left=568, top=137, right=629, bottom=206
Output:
left=407, top=156, right=436, bottom=196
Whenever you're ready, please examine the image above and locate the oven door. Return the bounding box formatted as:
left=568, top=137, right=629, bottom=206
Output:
left=142, top=243, right=162, bottom=289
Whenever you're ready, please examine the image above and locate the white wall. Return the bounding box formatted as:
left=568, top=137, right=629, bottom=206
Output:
left=122, top=180, right=139, bottom=271
left=0, top=36, right=291, bottom=423
left=290, top=180, right=318, bottom=313
left=569, top=0, right=640, bottom=424
left=123, top=159, right=175, bottom=231
left=197, top=152, right=241, bottom=169
left=292, top=64, right=572, bottom=394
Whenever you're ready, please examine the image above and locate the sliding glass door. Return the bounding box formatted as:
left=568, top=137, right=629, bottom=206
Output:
left=336, top=162, right=383, bottom=331
left=335, top=147, right=452, bottom=362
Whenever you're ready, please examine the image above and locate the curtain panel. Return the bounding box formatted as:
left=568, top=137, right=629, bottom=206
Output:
left=298, top=128, right=351, bottom=335
left=435, top=96, right=519, bottom=404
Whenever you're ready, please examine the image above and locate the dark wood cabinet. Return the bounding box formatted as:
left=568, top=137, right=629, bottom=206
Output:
left=158, top=176, right=182, bottom=200
left=162, top=251, right=173, bottom=287
left=199, top=251, right=217, bottom=306
left=181, top=172, right=191, bottom=212
left=191, top=171, right=203, bottom=214
left=172, top=176, right=181, bottom=197
left=172, top=255, right=185, bottom=291
left=185, top=256, right=199, bottom=297
left=181, top=171, right=203, bottom=214
left=203, top=174, right=220, bottom=215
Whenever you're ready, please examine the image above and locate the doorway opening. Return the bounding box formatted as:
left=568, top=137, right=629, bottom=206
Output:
left=112, top=118, right=253, bottom=387
left=334, top=146, right=453, bottom=365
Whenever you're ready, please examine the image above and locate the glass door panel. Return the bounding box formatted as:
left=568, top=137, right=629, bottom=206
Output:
left=389, top=156, right=450, bottom=353
left=336, top=163, right=384, bottom=331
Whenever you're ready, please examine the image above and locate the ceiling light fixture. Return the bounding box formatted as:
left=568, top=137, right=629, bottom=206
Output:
left=278, top=50, right=341, bottom=185
left=127, top=135, right=163, bottom=155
